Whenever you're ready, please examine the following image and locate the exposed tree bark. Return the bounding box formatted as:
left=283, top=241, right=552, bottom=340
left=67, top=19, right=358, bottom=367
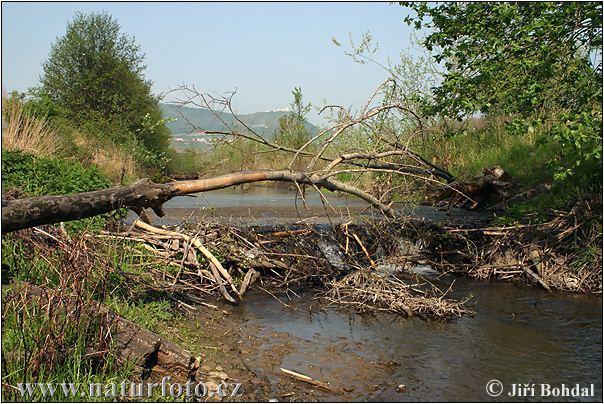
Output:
left=423, top=166, right=512, bottom=213
left=19, top=283, right=199, bottom=383
left=105, top=304, right=200, bottom=382
left=2, top=170, right=396, bottom=234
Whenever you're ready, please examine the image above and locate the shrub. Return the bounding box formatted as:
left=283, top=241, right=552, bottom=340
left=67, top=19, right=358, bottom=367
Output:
left=2, top=150, right=110, bottom=196
left=2, top=150, right=114, bottom=233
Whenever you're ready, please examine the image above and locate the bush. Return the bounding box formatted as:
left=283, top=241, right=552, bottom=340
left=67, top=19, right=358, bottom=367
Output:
left=2, top=150, right=111, bottom=196
left=2, top=150, right=114, bottom=233
left=403, top=2, right=602, bottom=200
left=39, top=11, right=172, bottom=170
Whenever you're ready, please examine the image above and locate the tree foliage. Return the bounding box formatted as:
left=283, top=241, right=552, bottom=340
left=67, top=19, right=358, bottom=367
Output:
left=402, top=2, right=602, bottom=186
left=274, top=87, right=312, bottom=150
left=40, top=12, right=171, bottom=163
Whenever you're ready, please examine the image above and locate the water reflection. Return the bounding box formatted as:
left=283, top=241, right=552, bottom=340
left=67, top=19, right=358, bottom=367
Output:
left=230, top=277, right=602, bottom=401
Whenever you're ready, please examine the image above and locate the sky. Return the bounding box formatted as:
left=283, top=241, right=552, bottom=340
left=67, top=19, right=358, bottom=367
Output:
left=2, top=2, right=421, bottom=124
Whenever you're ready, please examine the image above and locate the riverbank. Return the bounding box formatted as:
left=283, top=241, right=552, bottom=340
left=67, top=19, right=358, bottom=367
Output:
left=157, top=284, right=602, bottom=401
left=2, top=201, right=601, bottom=401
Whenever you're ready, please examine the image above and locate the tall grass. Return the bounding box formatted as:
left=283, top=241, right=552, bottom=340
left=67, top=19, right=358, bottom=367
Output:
left=1, top=229, right=176, bottom=401
left=415, top=116, right=556, bottom=189
left=2, top=95, right=61, bottom=157
left=71, top=132, right=137, bottom=184
left=2, top=95, right=137, bottom=185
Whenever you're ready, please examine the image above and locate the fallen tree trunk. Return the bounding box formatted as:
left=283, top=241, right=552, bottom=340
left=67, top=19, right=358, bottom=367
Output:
left=2, top=170, right=396, bottom=234
left=17, top=283, right=200, bottom=383
left=105, top=307, right=199, bottom=382
left=423, top=166, right=512, bottom=212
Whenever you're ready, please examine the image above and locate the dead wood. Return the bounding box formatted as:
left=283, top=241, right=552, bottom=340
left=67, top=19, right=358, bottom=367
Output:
left=2, top=82, right=462, bottom=234
left=2, top=170, right=395, bottom=234
left=280, top=367, right=336, bottom=392
left=424, top=166, right=512, bottom=212
left=132, top=220, right=242, bottom=303
left=14, top=283, right=200, bottom=383
left=426, top=195, right=602, bottom=294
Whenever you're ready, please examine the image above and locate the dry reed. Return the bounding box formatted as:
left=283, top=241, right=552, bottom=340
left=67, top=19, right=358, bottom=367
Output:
left=1, top=95, right=60, bottom=157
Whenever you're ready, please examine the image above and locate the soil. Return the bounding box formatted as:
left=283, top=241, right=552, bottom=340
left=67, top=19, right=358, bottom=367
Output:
left=157, top=283, right=603, bottom=402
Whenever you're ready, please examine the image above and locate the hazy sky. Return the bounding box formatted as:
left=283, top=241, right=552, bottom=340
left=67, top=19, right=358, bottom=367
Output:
left=2, top=2, right=421, bottom=123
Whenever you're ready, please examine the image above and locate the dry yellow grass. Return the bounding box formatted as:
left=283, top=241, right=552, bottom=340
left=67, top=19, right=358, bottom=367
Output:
left=1, top=95, right=60, bottom=157
left=89, top=141, right=136, bottom=183
left=70, top=131, right=136, bottom=184
left=2, top=95, right=137, bottom=184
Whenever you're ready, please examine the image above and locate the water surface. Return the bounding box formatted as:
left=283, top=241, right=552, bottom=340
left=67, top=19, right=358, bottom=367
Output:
left=158, top=187, right=601, bottom=401
left=154, top=186, right=491, bottom=226
left=229, top=276, right=602, bottom=401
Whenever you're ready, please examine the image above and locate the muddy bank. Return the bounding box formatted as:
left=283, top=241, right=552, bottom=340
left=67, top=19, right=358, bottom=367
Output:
left=161, top=280, right=602, bottom=402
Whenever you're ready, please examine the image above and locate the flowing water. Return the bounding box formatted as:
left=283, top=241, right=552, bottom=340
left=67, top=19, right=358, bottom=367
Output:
left=155, top=186, right=490, bottom=226
left=163, top=187, right=601, bottom=401
left=226, top=278, right=602, bottom=401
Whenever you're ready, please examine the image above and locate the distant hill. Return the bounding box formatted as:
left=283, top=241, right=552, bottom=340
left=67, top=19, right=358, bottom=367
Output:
left=160, top=103, right=319, bottom=141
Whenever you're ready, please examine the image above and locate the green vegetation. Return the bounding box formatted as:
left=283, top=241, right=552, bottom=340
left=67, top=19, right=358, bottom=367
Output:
left=1, top=13, right=184, bottom=398
left=41, top=12, right=171, bottom=162
left=1, top=150, right=114, bottom=233
left=2, top=286, right=135, bottom=402
left=1, top=4, right=602, bottom=399
left=274, top=87, right=313, bottom=150
left=9, top=12, right=172, bottom=181
left=325, top=2, right=602, bottom=211
left=1, top=230, right=178, bottom=401
left=402, top=1, right=602, bottom=197
left=2, top=150, right=110, bottom=197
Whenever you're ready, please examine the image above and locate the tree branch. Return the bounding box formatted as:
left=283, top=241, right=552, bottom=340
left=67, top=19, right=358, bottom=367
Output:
left=2, top=170, right=396, bottom=234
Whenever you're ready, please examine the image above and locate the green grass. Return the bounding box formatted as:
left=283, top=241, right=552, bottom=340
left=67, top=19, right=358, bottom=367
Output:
left=2, top=150, right=111, bottom=196
left=410, top=115, right=600, bottom=222
left=2, top=231, right=210, bottom=401
left=105, top=298, right=173, bottom=332
left=1, top=233, right=178, bottom=402
left=417, top=119, right=556, bottom=188
left=2, top=284, right=135, bottom=402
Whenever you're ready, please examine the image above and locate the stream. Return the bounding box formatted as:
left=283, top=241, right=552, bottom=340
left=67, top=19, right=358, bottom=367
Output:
left=229, top=277, right=602, bottom=401
left=148, top=185, right=491, bottom=226
left=162, top=187, right=601, bottom=401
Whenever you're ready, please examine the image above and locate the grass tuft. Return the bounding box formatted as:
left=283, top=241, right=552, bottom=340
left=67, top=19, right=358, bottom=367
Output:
left=2, top=95, right=61, bottom=157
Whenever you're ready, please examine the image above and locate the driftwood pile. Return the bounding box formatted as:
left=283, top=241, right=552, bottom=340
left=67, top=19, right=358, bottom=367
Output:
left=426, top=195, right=603, bottom=294
left=325, top=269, right=470, bottom=319
left=92, top=218, right=471, bottom=320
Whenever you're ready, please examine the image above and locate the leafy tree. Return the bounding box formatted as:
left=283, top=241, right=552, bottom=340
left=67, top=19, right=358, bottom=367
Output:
left=402, top=2, right=602, bottom=185
left=274, top=87, right=312, bottom=150
left=40, top=12, right=170, bottom=160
